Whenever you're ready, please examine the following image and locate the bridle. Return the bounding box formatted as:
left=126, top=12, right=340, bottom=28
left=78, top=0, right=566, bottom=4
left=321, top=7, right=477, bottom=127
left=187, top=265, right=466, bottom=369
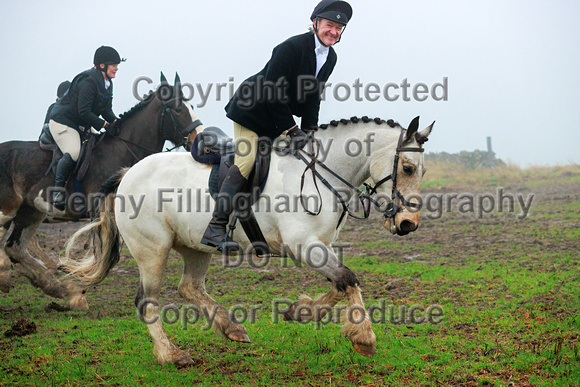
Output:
left=368, top=127, right=425, bottom=219
left=291, top=127, right=424, bottom=228
left=159, top=99, right=202, bottom=151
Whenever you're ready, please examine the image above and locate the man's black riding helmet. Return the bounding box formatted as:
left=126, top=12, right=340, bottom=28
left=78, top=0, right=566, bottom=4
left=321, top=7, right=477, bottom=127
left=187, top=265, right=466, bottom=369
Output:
left=310, top=0, right=353, bottom=26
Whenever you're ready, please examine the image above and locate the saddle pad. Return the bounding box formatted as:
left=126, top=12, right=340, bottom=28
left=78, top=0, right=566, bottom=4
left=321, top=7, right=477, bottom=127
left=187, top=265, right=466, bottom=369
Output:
left=190, top=126, right=234, bottom=165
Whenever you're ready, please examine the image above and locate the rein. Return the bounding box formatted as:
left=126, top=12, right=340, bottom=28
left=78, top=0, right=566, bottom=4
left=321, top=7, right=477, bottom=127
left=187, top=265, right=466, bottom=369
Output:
left=283, top=128, right=424, bottom=228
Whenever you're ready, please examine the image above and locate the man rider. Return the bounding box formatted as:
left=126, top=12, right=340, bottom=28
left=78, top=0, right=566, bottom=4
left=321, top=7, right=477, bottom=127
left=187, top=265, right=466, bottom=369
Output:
left=48, top=46, right=125, bottom=211
left=201, top=0, right=353, bottom=252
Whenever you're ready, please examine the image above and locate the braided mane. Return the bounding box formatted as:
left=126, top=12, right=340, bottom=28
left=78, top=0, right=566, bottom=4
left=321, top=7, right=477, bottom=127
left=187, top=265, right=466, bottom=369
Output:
left=318, top=116, right=400, bottom=130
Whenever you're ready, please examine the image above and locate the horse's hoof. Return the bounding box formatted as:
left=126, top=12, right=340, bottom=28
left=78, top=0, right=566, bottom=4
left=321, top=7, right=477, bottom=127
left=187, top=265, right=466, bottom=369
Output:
left=45, top=302, right=71, bottom=312
left=67, top=295, right=89, bottom=311
left=0, top=271, right=14, bottom=293
left=282, top=302, right=298, bottom=321
left=353, top=342, right=376, bottom=357
left=0, top=278, right=12, bottom=293
left=174, top=355, right=195, bottom=368
left=227, top=331, right=251, bottom=343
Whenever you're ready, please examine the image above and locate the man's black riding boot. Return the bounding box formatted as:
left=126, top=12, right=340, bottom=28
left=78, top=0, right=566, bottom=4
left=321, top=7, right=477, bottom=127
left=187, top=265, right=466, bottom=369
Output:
left=51, top=153, right=76, bottom=211
left=201, top=165, right=248, bottom=252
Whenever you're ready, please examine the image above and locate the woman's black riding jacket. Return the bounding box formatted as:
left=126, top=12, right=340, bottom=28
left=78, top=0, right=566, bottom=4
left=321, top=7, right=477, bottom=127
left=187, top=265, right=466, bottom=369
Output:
left=50, top=67, right=117, bottom=131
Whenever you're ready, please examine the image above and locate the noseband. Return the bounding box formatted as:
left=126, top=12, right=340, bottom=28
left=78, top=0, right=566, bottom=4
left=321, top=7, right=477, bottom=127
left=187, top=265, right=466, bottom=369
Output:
left=293, top=127, right=424, bottom=228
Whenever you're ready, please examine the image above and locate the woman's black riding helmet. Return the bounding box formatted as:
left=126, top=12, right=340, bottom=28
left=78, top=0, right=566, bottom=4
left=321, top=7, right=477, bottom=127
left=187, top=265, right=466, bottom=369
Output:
left=56, top=81, right=71, bottom=99
left=93, top=46, right=126, bottom=79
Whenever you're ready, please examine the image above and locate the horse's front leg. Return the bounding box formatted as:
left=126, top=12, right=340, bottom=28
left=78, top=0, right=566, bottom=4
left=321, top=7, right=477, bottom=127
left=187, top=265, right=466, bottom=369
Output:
left=341, top=284, right=377, bottom=357
left=0, top=221, right=15, bottom=293
left=283, top=239, right=376, bottom=357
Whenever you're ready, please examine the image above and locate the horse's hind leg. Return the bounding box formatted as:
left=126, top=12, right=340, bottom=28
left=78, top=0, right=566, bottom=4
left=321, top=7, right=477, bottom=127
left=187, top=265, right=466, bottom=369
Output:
left=0, top=220, right=15, bottom=293
left=132, top=242, right=194, bottom=366
left=174, top=245, right=250, bottom=343
left=4, top=205, right=87, bottom=310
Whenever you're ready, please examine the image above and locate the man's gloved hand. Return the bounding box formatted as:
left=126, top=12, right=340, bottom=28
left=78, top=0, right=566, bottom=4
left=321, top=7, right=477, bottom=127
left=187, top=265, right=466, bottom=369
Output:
left=287, top=125, right=309, bottom=150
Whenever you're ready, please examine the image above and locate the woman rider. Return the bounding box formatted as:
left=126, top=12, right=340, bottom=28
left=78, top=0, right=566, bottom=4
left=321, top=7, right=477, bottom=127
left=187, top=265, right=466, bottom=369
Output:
left=44, top=80, right=71, bottom=125
left=48, top=46, right=125, bottom=211
left=201, top=0, right=353, bottom=252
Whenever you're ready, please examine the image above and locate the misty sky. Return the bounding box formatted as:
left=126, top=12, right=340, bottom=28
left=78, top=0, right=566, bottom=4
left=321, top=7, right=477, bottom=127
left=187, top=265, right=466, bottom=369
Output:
left=1, top=0, right=578, bottom=166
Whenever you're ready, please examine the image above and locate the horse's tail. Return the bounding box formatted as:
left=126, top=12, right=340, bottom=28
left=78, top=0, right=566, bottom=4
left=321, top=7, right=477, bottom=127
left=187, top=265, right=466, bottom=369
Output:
left=98, top=168, right=128, bottom=197
left=61, top=168, right=130, bottom=285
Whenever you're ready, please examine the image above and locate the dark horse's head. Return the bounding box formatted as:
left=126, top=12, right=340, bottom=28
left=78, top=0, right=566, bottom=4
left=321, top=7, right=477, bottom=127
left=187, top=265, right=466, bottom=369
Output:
left=118, top=72, right=200, bottom=152
left=157, top=72, right=201, bottom=150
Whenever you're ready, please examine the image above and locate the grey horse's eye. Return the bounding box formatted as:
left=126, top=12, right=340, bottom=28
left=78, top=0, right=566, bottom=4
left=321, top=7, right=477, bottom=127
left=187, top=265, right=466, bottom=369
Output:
left=403, top=165, right=415, bottom=175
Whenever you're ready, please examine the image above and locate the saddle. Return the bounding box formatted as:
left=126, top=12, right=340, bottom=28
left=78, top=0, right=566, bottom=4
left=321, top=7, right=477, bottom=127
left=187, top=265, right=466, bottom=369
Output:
left=39, top=123, right=104, bottom=182
left=191, top=127, right=271, bottom=255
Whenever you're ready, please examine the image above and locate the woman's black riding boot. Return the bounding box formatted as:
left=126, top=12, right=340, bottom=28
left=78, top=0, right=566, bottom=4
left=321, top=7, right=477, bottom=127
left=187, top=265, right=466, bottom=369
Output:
left=201, top=165, right=248, bottom=252
left=51, top=153, right=76, bottom=211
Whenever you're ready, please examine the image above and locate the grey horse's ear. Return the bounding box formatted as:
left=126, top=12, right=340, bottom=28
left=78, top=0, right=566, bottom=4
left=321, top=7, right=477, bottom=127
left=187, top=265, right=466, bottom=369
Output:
left=160, top=72, right=168, bottom=84
left=404, top=116, right=420, bottom=142
left=416, top=121, right=435, bottom=145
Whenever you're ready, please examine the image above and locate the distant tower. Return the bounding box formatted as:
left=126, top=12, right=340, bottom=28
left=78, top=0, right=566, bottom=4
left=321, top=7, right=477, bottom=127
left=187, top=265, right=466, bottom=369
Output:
left=486, top=136, right=495, bottom=168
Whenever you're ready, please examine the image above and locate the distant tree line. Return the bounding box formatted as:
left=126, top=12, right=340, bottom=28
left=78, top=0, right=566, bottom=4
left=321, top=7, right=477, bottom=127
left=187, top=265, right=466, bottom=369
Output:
left=426, top=150, right=505, bottom=169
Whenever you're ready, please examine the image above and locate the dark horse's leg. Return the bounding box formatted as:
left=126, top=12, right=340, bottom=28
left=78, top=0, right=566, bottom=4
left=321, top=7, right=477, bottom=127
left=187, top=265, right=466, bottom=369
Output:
left=4, top=204, right=87, bottom=310
left=0, top=220, right=15, bottom=293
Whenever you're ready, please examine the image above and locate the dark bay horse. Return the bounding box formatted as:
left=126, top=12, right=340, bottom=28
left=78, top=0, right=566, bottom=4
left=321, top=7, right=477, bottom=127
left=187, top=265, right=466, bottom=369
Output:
left=0, top=73, right=200, bottom=310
